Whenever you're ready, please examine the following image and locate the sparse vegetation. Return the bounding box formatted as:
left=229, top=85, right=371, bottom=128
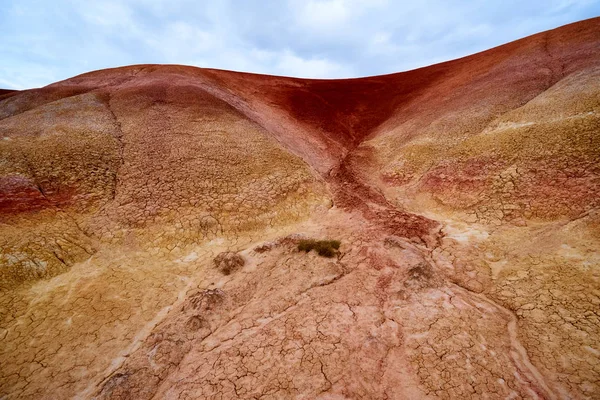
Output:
left=297, top=239, right=341, bottom=258
left=214, top=252, right=245, bottom=275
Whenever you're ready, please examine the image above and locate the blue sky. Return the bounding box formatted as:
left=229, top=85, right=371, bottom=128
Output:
left=1, top=0, right=599, bottom=89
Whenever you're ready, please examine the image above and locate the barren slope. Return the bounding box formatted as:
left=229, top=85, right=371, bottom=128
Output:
left=0, top=17, right=599, bottom=399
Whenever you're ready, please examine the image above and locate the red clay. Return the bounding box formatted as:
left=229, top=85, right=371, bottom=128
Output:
left=14, top=17, right=592, bottom=173
left=1, top=17, right=597, bottom=221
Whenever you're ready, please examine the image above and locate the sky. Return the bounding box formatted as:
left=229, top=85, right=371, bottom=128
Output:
left=1, top=0, right=599, bottom=89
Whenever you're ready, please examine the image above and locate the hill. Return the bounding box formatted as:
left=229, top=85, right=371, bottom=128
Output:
left=0, top=17, right=599, bottom=399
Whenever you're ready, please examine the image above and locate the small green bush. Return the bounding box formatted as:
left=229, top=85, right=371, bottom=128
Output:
left=298, top=239, right=341, bottom=258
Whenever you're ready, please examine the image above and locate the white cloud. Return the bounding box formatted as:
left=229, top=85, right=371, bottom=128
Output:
left=298, top=0, right=350, bottom=29
left=74, top=1, right=135, bottom=27
left=144, top=22, right=219, bottom=59
left=274, top=50, right=355, bottom=78
left=291, top=0, right=388, bottom=32
left=369, top=32, right=401, bottom=55
left=0, top=65, right=61, bottom=90
left=549, top=0, right=597, bottom=12
left=0, top=0, right=598, bottom=88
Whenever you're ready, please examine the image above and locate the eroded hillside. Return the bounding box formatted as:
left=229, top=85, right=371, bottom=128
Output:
left=0, top=17, right=599, bottom=399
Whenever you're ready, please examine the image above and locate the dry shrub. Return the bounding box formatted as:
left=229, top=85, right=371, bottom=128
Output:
left=297, top=239, right=341, bottom=258
left=213, top=252, right=244, bottom=275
